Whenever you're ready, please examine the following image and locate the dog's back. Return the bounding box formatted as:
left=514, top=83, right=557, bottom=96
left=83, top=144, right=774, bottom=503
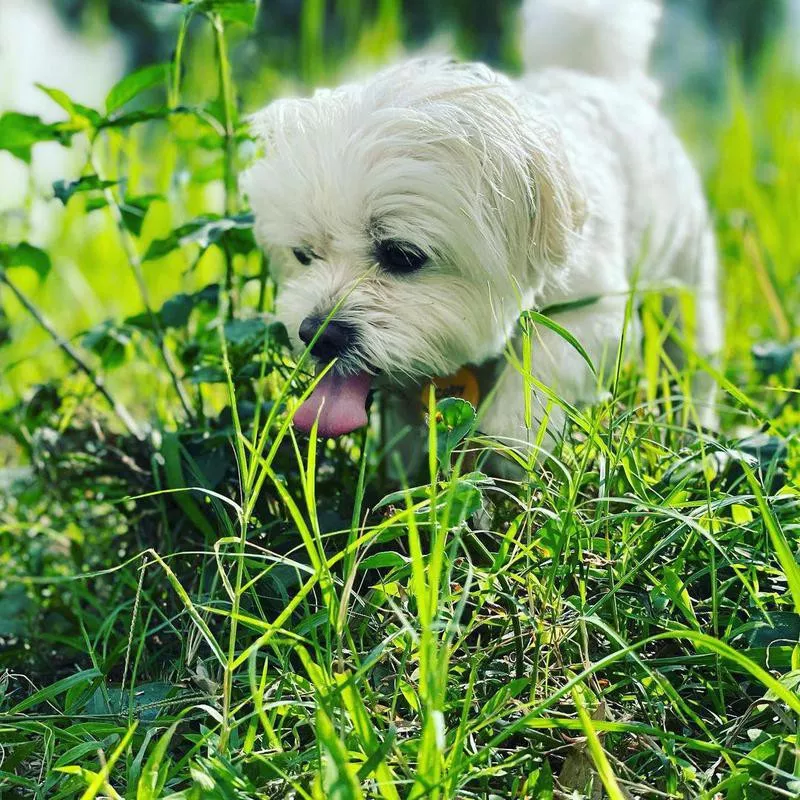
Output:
left=515, top=0, right=722, bottom=430
left=518, top=0, right=714, bottom=293
left=520, top=0, right=662, bottom=100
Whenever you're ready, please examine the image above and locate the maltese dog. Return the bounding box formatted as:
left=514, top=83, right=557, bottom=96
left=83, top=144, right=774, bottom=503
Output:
left=241, top=0, right=722, bottom=466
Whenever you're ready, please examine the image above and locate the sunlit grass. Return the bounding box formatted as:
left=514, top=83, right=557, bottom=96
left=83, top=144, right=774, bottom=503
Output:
left=0, top=3, right=798, bottom=799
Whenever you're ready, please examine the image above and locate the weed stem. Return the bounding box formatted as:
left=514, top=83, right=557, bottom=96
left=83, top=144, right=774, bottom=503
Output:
left=0, top=267, right=144, bottom=439
left=91, top=154, right=196, bottom=422
left=212, top=12, right=238, bottom=316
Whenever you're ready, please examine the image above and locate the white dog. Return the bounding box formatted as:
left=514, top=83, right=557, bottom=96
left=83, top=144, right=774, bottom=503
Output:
left=241, top=0, right=722, bottom=465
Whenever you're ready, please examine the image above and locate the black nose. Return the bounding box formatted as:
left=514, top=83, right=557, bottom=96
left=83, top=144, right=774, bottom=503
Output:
left=298, top=316, right=354, bottom=361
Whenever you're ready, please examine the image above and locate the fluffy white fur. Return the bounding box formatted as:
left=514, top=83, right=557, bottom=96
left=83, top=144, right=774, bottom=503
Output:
left=241, top=0, right=722, bottom=463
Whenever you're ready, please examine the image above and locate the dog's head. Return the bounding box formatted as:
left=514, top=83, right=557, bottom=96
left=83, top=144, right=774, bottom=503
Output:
left=241, top=59, right=585, bottom=436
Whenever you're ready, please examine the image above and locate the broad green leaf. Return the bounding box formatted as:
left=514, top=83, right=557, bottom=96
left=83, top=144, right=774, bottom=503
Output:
left=731, top=503, right=754, bottom=524
left=53, top=175, right=118, bottom=205
left=752, top=339, right=799, bottom=375
left=36, top=85, right=79, bottom=114
left=0, top=112, right=69, bottom=163
left=82, top=321, right=130, bottom=369
left=188, top=365, right=227, bottom=384
left=85, top=193, right=162, bottom=236
left=374, top=473, right=488, bottom=526
left=36, top=84, right=103, bottom=128
left=357, top=552, right=408, bottom=571
left=160, top=293, right=196, bottom=328
left=7, top=668, right=102, bottom=714
left=84, top=681, right=174, bottom=722
left=523, top=763, right=554, bottom=800
left=735, top=735, right=781, bottom=777
left=438, top=473, right=486, bottom=528
left=106, top=63, right=170, bottom=114
left=747, top=612, right=800, bottom=647
left=144, top=213, right=255, bottom=261
left=139, top=284, right=219, bottom=334
left=434, top=397, right=476, bottom=465
left=193, top=283, right=221, bottom=306
left=138, top=719, right=181, bottom=800
left=223, top=317, right=274, bottom=347
left=374, top=484, right=431, bottom=511
left=97, top=104, right=216, bottom=130
left=0, top=242, right=52, bottom=279
left=196, top=0, right=259, bottom=26
left=119, top=194, right=162, bottom=236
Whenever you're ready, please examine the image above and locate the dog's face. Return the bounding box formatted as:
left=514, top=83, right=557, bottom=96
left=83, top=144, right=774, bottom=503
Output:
left=241, top=59, right=584, bottom=435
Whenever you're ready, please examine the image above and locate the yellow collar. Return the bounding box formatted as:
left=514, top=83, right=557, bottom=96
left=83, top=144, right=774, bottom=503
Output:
left=420, top=366, right=482, bottom=410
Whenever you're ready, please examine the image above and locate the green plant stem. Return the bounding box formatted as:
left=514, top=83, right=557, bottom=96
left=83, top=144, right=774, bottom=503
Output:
left=169, top=9, right=193, bottom=109
left=0, top=267, right=143, bottom=439
left=256, top=252, right=269, bottom=313
left=217, top=290, right=251, bottom=754
left=209, top=10, right=244, bottom=743
left=211, top=12, right=238, bottom=314
left=91, top=155, right=196, bottom=421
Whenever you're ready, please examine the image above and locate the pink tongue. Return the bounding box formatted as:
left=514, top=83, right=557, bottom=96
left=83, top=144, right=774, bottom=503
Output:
left=293, top=371, right=372, bottom=437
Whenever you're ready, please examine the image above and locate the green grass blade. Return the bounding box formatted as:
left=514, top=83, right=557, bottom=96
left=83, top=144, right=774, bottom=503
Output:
left=523, top=309, right=597, bottom=376
left=572, top=689, right=626, bottom=800
left=742, top=463, right=800, bottom=613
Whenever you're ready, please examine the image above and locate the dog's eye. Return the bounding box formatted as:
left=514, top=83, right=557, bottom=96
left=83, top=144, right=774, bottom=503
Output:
left=292, top=247, right=315, bottom=266
left=376, top=240, right=427, bottom=275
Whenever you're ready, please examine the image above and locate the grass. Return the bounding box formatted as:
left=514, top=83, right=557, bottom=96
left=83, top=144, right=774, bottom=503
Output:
left=1, top=2, right=799, bottom=798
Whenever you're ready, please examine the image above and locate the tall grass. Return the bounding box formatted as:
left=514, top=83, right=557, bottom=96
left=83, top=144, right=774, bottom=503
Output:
left=0, top=3, right=798, bottom=799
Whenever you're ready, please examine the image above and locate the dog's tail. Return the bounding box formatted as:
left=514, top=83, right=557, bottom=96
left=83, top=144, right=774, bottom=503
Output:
left=520, top=0, right=661, bottom=97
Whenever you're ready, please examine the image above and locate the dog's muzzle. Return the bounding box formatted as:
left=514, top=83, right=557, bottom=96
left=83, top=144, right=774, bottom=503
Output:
left=293, top=316, right=372, bottom=438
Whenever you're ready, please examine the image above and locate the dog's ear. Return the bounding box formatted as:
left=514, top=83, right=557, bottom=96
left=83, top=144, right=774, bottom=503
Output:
left=442, top=74, right=586, bottom=272
left=525, top=134, right=587, bottom=267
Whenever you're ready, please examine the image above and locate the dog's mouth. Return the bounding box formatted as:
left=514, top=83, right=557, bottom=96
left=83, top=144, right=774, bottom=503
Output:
left=292, top=369, right=373, bottom=438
